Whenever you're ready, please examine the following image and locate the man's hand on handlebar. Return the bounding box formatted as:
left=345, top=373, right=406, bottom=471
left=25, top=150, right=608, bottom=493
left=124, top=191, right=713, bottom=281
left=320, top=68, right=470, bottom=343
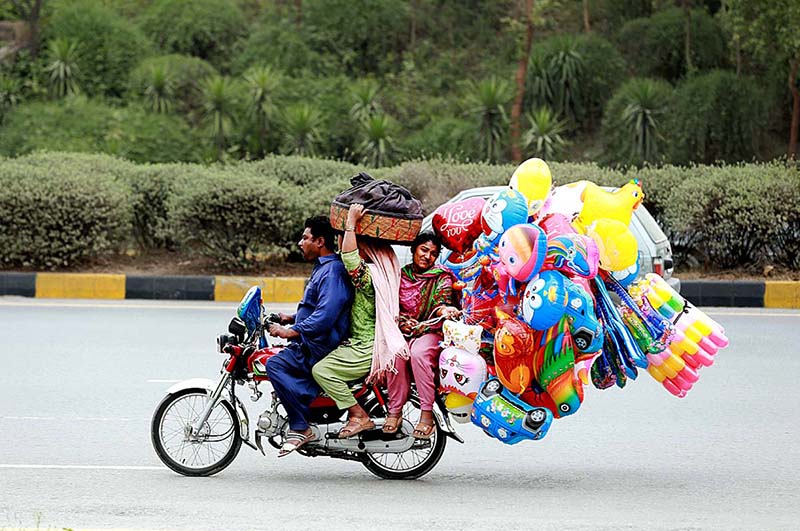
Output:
left=277, top=312, right=294, bottom=325
left=268, top=323, right=299, bottom=339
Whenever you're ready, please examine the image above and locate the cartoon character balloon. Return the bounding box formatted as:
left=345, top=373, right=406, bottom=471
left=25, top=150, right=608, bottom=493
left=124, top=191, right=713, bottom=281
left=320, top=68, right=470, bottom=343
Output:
left=493, top=310, right=538, bottom=394
left=544, top=233, right=600, bottom=279
left=439, top=347, right=487, bottom=399
left=444, top=392, right=474, bottom=424
left=497, top=223, right=547, bottom=283
left=480, top=188, right=529, bottom=245
left=440, top=248, right=482, bottom=285
left=564, top=279, right=603, bottom=354
left=509, top=158, right=552, bottom=215
left=442, top=320, right=483, bottom=356
left=586, top=218, right=638, bottom=271
left=577, top=180, right=644, bottom=228
left=520, top=270, right=569, bottom=330
left=432, top=198, right=486, bottom=254
left=531, top=318, right=584, bottom=417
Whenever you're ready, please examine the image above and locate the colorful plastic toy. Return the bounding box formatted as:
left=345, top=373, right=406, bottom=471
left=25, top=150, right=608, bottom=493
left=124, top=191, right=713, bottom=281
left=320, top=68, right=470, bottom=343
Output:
left=498, top=223, right=547, bottom=282
left=508, top=157, right=552, bottom=215
left=470, top=378, right=553, bottom=445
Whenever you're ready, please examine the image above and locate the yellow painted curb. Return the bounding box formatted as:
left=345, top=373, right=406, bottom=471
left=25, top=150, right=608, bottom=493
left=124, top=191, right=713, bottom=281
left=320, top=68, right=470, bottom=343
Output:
left=214, top=276, right=306, bottom=303
left=764, top=281, right=800, bottom=309
left=36, top=273, right=126, bottom=300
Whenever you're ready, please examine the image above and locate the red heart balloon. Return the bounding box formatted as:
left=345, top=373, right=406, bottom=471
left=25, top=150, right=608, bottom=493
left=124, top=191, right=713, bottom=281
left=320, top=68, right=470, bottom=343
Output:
left=432, top=198, right=486, bottom=254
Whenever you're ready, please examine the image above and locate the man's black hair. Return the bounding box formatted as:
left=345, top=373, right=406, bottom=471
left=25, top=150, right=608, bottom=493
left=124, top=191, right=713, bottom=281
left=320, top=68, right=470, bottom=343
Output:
left=305, top=216, right=336, bottom=251
left=410, top=231, right=442, bottom=253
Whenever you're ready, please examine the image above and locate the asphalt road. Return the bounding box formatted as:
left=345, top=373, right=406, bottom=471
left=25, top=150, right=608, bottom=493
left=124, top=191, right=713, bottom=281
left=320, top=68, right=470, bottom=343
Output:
left=1, top=298, right=798, bottom=531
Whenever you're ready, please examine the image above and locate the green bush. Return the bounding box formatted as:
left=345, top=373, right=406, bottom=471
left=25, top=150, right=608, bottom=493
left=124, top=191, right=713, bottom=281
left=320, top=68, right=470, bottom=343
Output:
left=0, top=97, right=203, bottom=163
left=0, top=162, right=131, bottom=269
left=129, top=54, right=218, bottom=118
left=399, top=117, right=475, bottom=161
left=665, top=70, right=766, bottom=165
left=140, top=0, right=246, bottom=71
left=616, top=8, right=727, bottom=82
left=233, top=19, right=331, bottom=76
left=48, top=0, right=153, bottom=98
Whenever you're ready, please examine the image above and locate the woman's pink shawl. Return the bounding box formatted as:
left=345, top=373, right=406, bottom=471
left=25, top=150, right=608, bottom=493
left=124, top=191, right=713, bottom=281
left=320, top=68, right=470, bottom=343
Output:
left=362, top=241, right=410, bottom=382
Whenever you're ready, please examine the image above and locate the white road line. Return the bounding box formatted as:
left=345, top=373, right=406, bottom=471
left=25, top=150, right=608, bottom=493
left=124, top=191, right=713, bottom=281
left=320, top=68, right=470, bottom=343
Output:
left=0, top=464, right=163, bottom=471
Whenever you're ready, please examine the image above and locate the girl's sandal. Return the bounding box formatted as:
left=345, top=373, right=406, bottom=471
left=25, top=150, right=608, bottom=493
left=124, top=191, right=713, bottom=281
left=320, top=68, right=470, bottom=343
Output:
left=338, top=416, right=375, bottom=439
left=412, top=420, right=436, bottom=440
left=382, top=413, right=403, bottom=434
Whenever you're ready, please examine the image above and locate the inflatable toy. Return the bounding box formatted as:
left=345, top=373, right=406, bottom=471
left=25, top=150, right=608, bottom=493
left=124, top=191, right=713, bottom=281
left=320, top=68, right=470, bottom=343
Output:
left=543, top=181, right=587, bottom=219
left=439, top=346, right=487, bottom=399
left=577, top=180, right=644, bottom=228
left=471, top=378, right=553, bottom=444
left=432, top=198, right=486, bottom=254
left=493, top=310, right=538, bottom=394
left=520, top=270, right=569, bottom=330
left=564, top=279, right=603, bottom=354
left=544, top=233, right=600, bottom=279
left=441, top=247, right=483, bottom=284
left=611, top=259, right=640, bottom=287
left=586, top=218, right=638, bottom=271
left=531, top=317, right=583, bottom=417
left=444, top=392, right=474, bottom=424
left=442, top=320, right=484, bottom=356
left=497, top=223, right=547, bottom=282
left=508, top=157, right=552, bottom=215
left=480, top=188, right=529, bottom=245
left=537, top=213, right=577, bottom=238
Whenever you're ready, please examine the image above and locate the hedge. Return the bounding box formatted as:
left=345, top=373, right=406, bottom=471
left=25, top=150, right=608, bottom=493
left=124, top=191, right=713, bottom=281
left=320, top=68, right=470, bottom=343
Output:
left=0, top=153, right=797, bottom=272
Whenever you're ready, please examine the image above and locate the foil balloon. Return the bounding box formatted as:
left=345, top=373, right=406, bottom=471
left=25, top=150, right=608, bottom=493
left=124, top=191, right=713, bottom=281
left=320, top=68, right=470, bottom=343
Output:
left=432, top=198, right=486, bottom=254
left=544, top=233, right=600, bottom=279
left=586, top=218, right=638, bottom=271
left=440, top=248, right=482, bottom=284
left=493, top=310, right=539, bottom=394
left=442, top=320, right=483, bottom=356
left=577, top=180, right=644, bottom=228
left=612, top=259, right=640, bottom=287
left=564, top=279, right=603, bottom=354
left=439, top=346, right=487, bottom=399
left=509, top=158, right=552, bottom=215
left=520, top=270, right=568, bottom=330
left=480, top=188, right=529, bottom=245
left=542, top=181, right=587, bottom=218
left=497, top=223, right=547, bottom=282
left=444, top=392, right=474, bottom=424
left=531, top=317, right=583, bottom=417
left=537, top=213, right=577, bottom=238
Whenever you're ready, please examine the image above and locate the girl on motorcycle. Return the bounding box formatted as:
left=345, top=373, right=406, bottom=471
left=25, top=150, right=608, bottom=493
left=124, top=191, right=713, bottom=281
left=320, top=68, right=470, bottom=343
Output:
left=383, top=232, right=459, bottom=439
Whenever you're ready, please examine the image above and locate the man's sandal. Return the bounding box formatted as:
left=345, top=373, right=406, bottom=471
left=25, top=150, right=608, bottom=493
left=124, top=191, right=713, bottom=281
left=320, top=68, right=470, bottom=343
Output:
left=278, top=430, right=316, bottom=458
left=412, top=420, right=436, bottom=440
left=382, top=413, right=403, bottom=434
left=338, top=417, right=375, bottom=438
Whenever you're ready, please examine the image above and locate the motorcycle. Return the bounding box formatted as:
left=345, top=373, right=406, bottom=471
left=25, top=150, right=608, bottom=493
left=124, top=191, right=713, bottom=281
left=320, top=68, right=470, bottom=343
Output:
left=151, top=286, right=463, bottom=480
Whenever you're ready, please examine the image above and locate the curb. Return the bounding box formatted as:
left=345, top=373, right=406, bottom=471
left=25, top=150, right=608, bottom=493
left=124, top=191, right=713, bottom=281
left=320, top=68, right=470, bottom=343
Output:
left=0, top=273, right=798, bottom=308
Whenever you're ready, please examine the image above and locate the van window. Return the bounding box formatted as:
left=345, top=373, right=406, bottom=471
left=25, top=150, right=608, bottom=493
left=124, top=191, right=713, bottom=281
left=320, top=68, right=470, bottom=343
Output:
left=635, top=206, right=667, bottom=244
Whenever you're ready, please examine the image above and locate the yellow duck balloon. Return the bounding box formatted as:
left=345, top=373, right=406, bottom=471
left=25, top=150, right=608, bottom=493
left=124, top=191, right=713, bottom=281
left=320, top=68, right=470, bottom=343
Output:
left=577, top=180, right=644, bottom=228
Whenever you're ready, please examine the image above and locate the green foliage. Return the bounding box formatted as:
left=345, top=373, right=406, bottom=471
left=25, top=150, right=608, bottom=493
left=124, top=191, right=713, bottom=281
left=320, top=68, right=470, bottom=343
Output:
left=140, top=0, right=246, bottom=71
left=602, top=78, right=673, bottom=166
left=463, top=76, right=512, bottom=162
left=358, top=113, right=398, bottom=167
left=523, top=107, right=569, bottom=161
left=242, top=65, right=281, bottom=157
left=45, top=38, right=81, bottom=99
left=48, top=0, right=153, bottom=98
left=233, top=17, right=330, bottom=76
left=280, top=103, right=323, bottom=157
left=200, top=76, right=242, bottom=160
left=399, top=117, right=474, bottom=161
left=349, top=79, right=382, bottom=124
left=0, top=49, right=47, bottom=100
left=666, top=70, right=766, bottom=165
left=0, top=74, right=22, bottom=122
left=0, top=161, right=131, bottom=269
left=616, top=8, right=728, bottom=82
left=0, top=97, right=203, bottom=163
left=129, top=54, right=217, bottom=118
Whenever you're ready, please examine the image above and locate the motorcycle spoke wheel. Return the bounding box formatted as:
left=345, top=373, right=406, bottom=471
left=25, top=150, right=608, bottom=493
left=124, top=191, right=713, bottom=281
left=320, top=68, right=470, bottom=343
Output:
left=151, top=389, right=241, bottom=477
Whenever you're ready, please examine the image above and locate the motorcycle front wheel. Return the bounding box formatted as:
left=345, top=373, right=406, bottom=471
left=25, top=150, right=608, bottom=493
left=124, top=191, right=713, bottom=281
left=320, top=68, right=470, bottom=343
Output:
left=362, top=394, right=447, bottom=480
left=151, top=387, right=242, bottom=477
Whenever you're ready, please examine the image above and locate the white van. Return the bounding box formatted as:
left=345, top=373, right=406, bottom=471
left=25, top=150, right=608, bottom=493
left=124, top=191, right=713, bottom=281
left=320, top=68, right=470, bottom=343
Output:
left=394, top=186, right=680, bottom=293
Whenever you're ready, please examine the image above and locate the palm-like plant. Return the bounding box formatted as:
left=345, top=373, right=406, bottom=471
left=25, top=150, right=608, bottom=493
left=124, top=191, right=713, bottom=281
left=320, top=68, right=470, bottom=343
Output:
left=464, top=76, right=512, bottom=162
left=523, top=107, right=569, bottom=161
left=0, top=75, right=21, bottom=123
left=243, top=65, right=281, bottom=156
left=358, top=113, right=397, bottom=167
left=547, top=37, right=585, bottom=124
left=201, top=75, right=240, bottom=160
left=45, top=38, right=81, bottom=99
left=281, top=103, right=322, bottom=157
left=143, top=63, right=175, bottom=114
left=349, top=79, right=382, bottom=123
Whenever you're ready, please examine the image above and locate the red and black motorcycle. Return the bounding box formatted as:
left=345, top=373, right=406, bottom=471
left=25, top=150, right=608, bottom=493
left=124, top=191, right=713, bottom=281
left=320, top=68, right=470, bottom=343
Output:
left=151, top=286, right=462, bottom=480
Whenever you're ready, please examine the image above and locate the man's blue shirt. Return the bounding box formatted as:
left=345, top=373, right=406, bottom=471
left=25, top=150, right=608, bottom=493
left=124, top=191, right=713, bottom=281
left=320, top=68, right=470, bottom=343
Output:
left=291, top=253, right=353, bottom=364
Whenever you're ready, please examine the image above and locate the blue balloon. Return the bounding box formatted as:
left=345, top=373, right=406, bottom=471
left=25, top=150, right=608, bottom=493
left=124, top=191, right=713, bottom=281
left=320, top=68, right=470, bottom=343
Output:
left=520, top=270, right=568, bottom=330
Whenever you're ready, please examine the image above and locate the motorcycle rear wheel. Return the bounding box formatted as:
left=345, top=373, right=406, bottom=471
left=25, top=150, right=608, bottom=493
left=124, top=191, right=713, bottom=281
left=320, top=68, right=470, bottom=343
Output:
left=151, top=387, right=242, bottom=477
left=362, top=395, right=446, bottom=480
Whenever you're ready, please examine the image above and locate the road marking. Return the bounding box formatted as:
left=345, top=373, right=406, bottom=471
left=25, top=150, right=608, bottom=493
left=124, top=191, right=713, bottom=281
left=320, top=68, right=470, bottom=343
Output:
left=0, top=464, right=163, bottom=471
left=147, top=379, right=181, bottom=383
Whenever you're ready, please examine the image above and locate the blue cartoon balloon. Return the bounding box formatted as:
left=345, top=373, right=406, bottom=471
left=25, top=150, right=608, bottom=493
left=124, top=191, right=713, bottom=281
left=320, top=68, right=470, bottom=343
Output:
left=520, top=270, right=568, bottom=330
left=480, top=188, right=529, bottom=246
left=564, top=279, right=603, bottom=354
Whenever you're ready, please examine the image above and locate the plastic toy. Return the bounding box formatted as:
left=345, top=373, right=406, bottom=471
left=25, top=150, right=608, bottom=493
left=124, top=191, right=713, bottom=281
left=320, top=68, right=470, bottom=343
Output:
left=432, top=197, right=486, bottom=254
left=470, top=378, right=553, bottom=445
left=508, top=157, right=552, bottom=215
left=577, top=180, right=644, bottom=228
left=439, top=346, right=488, bottom=399
left=497, top=223, right=547, bottom=282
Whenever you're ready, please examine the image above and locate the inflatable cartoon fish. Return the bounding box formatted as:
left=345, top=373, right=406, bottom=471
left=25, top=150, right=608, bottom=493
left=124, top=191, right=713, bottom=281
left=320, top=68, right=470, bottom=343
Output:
left=532, top=318, right=583, bottom=417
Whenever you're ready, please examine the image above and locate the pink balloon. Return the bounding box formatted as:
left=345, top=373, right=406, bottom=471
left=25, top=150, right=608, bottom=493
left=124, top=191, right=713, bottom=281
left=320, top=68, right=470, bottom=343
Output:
left=537, top=213, right=577, bottom=238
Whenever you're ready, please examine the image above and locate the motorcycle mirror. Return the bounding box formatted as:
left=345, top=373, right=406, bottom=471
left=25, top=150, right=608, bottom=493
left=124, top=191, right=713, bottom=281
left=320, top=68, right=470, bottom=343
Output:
left=228, top=317, right=247, bottom=338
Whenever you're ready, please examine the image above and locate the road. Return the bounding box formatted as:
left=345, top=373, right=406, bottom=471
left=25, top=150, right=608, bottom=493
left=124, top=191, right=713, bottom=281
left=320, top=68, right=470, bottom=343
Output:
left=0, top=299, right=798, bottom=531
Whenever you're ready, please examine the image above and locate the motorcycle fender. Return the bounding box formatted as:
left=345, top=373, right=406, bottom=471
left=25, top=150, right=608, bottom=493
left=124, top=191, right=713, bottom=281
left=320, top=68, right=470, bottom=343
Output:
left=433, top=399, right=465, bottom=444
left=164, top=378, right=251, bottom=444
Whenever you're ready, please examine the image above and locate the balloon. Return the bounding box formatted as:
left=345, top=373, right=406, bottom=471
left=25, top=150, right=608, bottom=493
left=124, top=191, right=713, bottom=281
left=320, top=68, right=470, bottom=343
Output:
left=564, top=279, right=603, bottom=354
left=577, top=180, right=644, bottom=228
left=432, top=198, right=486, bottom=254
left=611, top=259, right=640, bottom=287
left=509, top=158, right=552, bottom=215
left=532, top=317, right=583, bottom=417
left=543, top=233, right=600, bottom=279
left=538, top=213, right=577, bottom=238
left=520, top=270, right=568, bottom=330
left=441, top=247, right=482, bottom=284
left=444, top=392, right=474, bottom=424
left=442, top=320, right=483, bottom=356
left=542, top=181, right=587, bottom=218
left=586, top=218, right=638, bottom=271
left=497, top=223, right=547, bottom=282
left=480, top=188, right=529, bottom=245
left=438, top=346, right=487, bottom=399
left=493, top=310, right=539, bottom=394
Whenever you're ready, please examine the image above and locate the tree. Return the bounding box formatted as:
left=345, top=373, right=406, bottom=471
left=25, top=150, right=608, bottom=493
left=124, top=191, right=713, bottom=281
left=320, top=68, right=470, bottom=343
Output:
left=349, top=79, right=382, bottom=124
left=8, top=0, right=43, bottom=57
left=200, top=76, right=240, bottom=160
left=523, top=106, right=568, bottom=160
left=464, top=76, right=512, bottom=162
left=143, top=64, right=175, bottom=114
left=358, top=113, right=397, bottom=167
left=45, top=38, right=80, bottom=99
left=726, top=0, right=800, bottom=159
left=243, top=66, right=280, bottom=156
left=281, top=103, right=322, bottom=157
left=510, top=0, right=535, bottom=163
